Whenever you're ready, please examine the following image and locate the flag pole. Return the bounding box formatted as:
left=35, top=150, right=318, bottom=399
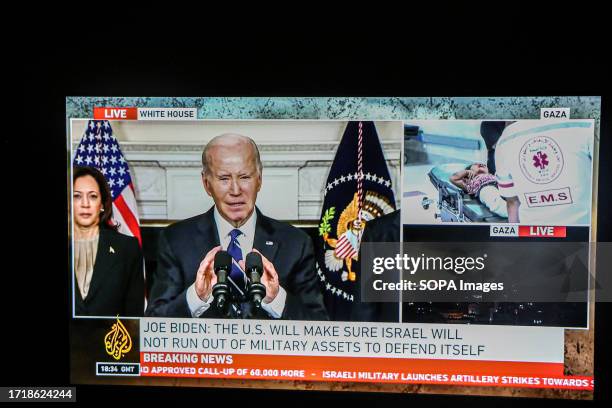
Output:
left=357, top=121, right=364, bottom=226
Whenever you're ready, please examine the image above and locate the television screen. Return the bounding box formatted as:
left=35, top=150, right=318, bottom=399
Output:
left=66, top=96, right=601, bottom=400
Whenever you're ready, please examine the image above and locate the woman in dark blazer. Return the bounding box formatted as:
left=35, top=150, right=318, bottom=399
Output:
left=73, top=166, right=144, bottom=316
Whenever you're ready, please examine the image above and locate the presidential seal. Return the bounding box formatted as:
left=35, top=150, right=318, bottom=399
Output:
left=320, top=191, right=394, bottom=282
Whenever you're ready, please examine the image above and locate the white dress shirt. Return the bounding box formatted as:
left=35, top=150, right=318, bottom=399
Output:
left=186, top=207, right=287, bottom=318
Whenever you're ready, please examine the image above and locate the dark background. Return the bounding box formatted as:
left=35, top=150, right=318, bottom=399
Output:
left=7, top=17, right=610, bottom=407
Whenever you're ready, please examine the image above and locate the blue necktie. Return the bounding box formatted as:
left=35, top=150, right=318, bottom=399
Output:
left=227, top=229, right=247, bottom=296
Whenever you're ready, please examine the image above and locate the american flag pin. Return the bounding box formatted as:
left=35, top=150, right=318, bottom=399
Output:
left=109, top=246, right=115, bottom=254
left=266, top=241, right=273, bottom=246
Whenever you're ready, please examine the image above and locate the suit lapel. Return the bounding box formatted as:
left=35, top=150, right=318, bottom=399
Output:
left=85, top=229, right=119, bottom=302
left=195, top=207, right=220, bottom=256
left=253, top=208, right=279, bottom=263
left=74, top=277, right=85, bottom=310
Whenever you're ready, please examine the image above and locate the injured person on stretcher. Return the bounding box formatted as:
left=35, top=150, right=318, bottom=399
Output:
left=425, top=162, right=508, bottom=223
left=449, top=163, right=507, bottom=219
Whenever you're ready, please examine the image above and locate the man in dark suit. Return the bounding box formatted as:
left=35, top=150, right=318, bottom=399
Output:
left=146, top=134, right=328, bottom=320
left=350, top=210, right=400, bottom=322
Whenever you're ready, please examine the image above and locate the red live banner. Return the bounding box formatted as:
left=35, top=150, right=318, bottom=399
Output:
left=518, top=226, right=567, bottom=238
left=93, top=107, right=138, bottom=120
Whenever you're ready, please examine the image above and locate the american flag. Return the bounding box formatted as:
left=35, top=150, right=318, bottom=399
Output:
left=73, top=120, right=142, bottom=245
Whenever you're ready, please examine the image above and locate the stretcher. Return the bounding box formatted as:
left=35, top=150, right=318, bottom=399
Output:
left=427, top=163, right=507, bottom=223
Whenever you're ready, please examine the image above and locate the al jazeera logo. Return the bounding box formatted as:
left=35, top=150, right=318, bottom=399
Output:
left=96, top=317, right=140, bottom=376
left=104, top=317, right=132, bottom=360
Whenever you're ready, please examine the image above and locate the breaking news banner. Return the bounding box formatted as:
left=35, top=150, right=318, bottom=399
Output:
left=70, top=317, right=594, bottom=391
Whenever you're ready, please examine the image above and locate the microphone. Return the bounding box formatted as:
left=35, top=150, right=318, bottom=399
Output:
left=212, top=251, right=232, bottom=311
left=245, top=252, right=266, bottom=308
